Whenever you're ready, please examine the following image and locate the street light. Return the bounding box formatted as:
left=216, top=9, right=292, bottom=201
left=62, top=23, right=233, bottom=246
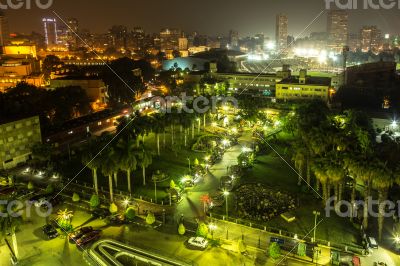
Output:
left=312, top=211, right=320, bottom=243
left=223, top=190, right=230, bottom=218
left=123, top=198, right=130, bottom=210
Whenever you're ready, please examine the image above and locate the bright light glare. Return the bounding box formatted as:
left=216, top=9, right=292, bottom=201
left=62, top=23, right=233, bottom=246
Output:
left=242, top=146, right=252, bottom=153
left=223, top=190, right=230, bottom=196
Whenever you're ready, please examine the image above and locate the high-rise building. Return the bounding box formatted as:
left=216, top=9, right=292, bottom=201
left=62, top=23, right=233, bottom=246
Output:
left=43, top=18, right=58, bottom=48
left=0, top=11, right=9, bottom=46
left=178, top=37, right=188, bottom=51
left=66, top=18, right=79, bottom=48
left=275, top=14, right=288, bottom=51
left=360, top=26, right=381, bottom=53
left=159, top=28, right=181, bottom=51
left=327, top=10, right=348, bottom=53
left=229, top=30, right=239, bottom=48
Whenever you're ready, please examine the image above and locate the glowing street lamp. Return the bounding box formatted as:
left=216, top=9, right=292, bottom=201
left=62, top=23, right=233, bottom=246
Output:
left=222, top=139, right=230, bottom=148
left=123, top=198, right=130, bottom=209
left=394, top=235, right=400, bottom=244
left=241, top=146, right=252, bottom=153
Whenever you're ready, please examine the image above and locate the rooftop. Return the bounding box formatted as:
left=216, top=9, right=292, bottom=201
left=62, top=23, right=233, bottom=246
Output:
left=278, top=76, right=331, bottom=86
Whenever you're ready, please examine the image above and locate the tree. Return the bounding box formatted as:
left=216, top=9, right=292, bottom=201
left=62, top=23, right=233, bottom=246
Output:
left=56, top=209, right=73, bottom=232
left=0, top=199, right=22, bottom=259
left=82, top=139, right=102, bottom=195
left=178, top=223, right=186, bottom=235
left=72, top=193, right=80, bottom=202
left=196, top=222, right=209, bottom=238
left=138, top=144, right=153, bottom=186
left=269, top=242, right=281, bottom=259
left=146, top=212, right=156, bottom=225
left=373, top=164, right=392, bottom=241
left=170, top=180, right=176, bottom=189
left=114, top=139, right=137, bottom=194
left=125, top=207, right=136, bottom=221
left=101, top=147, right=118, bottom=202
left=90, top=194, right=100, bottom=209
left=109, top=203, right=118, bottom=214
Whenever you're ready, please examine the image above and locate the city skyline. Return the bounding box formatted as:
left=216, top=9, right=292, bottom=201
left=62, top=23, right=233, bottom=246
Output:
left=3, top=0, right=400, bottom=37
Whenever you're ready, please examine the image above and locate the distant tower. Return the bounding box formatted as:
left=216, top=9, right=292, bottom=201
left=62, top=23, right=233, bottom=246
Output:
left=275, top=14, right=288, bottom=51
left=360, top=26, right=381, bottom=53
left=43, top=18, right=58, bottom=48
left=327, top=10, right=348, bottom=53
left=229, top=30, right=239, bottom=48
left=0, top=11, right=9, bottom=46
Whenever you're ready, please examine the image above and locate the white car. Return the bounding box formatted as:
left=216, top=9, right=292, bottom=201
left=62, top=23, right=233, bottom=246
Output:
left=188, top=237, right=208, bottom=249
left=34, top=197, right=49, bottom=208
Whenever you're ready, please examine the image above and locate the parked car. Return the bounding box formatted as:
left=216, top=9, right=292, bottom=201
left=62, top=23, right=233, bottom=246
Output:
left=0, top=187, right=16, bottom=196
left=106, top=214, right=126, bottom=225
left=76, top=230, right=101, bottom=247
left=42, top=224, right=58, bottom=239
left=34, top=197, right=50, bottom=208
left=69, top=226, right=93, bottom=242
left=42, top=196, right=62, bottom=210
left=91, top=208, right=111, bottom=219
left=188, top=237, right=208, bottom=249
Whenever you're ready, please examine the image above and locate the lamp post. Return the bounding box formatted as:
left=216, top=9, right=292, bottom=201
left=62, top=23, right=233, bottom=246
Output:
left=312, top=211, right=320, bottom=243
left=223, top=190, right=230, bottom=218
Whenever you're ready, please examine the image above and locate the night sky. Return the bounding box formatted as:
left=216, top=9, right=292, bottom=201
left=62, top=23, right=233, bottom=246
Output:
left=5, top=0, right=400, bottom=37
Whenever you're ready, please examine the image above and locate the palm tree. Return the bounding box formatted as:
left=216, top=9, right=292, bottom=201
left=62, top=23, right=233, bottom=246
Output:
left=0, top=203, right=22, bottom=260
left=312, top=159, right=330, bottom=203
left=292, top=142, right=307, bottom=186
left=138, top=144, right=153, bottom=186
left=101, top=147, right=118, bottom=202
left=152, top=113, right=165, bottom=156
left=373, top=163, right=392, bottom=241
left=81, top=139, right=102, bottom=195
left=114, top=139, right=137, bottom=195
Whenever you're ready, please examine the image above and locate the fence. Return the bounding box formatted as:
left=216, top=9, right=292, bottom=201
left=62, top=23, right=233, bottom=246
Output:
left=208, top=212, right=364, bottom=255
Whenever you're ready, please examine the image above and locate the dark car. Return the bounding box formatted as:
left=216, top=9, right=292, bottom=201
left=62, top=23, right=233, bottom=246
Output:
left=76, top=230, right=101, bottom=247
left=42, top=224, right=58, bottom=239
left=42, top=195, right=63, bottom=210
left=106, top=214, right=126, bottom=225
left=0, top=187, right=16, bottom=196
left=69, top=226, right=93, bottom=242
left=91, top=208, right=111, bottom=219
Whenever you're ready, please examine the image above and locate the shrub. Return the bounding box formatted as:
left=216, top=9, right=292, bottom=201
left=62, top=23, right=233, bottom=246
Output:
left=45, top=184, right=54, bottom=194
left=90, top=194, right=100, bottom=209
left=238, top=239, right=247, bottom=253
left=196, top=222, right=208, bottom=238
left=27, top=181, right=34, bottom=190
left=146, top=212, right=156, bottom=225
left=109, top=203, right=118, bottom=214
left=170, top=180, right=176, bottom=189
left=269, top=242, right=281, bottom=259
left=178, top=223, right=186, bottom=235
left=125, top=207, right=136, bottom=221
left=72, top=193, right=80, bottom=202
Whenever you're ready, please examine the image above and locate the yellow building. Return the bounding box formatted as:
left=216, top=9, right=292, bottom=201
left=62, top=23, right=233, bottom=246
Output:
left=275, top=70, right=331, bottom=102
left=0, top=116, right=42, bottom=169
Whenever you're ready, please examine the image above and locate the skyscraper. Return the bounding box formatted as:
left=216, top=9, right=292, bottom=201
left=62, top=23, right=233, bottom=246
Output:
left=229, top=30, right=239, bottom=48
left=327, top=10, right=348, bottom=53
left=159, top=28, right=181, bottom=51
left=0, top=11, right=9, bottom=46
left=66, top=18, right=79, bottom=48
left=360, top=26, right=381, bottom=53
left=275, top=14, right=288, bottom=51
left=43, top=18, right=58, bottom=48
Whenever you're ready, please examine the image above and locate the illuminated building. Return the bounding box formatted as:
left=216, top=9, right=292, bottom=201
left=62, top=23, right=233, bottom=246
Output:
left=178, top=37, right=188, bottom=51
left=275, top=14, right=288, bottom=51
left=360, top=26, right=381, bottom=53
left=0, top=116, right=41, bottom=169
left=229, top=30, right=239, bottom=49
left=66, top=18, right=79, bottom=48
left=43, top=18, right=58, bottom=49
left=327, top=10, right=348, bottom=53
left=50, top=77, right=108, bottom=110
left=275, top=69, right=331, bottom=102
left=159, top=28, right=181, bottom=51
left=0, top=11, right=9, bottom=46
